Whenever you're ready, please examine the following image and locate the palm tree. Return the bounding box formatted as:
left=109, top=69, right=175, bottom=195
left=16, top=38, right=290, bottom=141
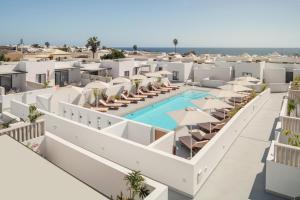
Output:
left=86, top=36, right=101, bottom=59
left=45, top=42, right=50, bottom=48
left=133, top=44, right=138, bottom=52
left=173, top=38, right=178, bottom=53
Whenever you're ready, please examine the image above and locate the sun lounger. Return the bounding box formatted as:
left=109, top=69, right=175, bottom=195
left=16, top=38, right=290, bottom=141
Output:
left=112, top=99, right=131, bottom=105
left=121, top=94, right=141, bottom=103
left=179, top=136, right=209, bottom=150
left=198, top=121, right=226, bottom=133
left=151, top=85, right=170, bottom=93
left=190, top=130, right=216, bottom=141
left=141, top=86, right=160, bottom=95
left=138, top=89, right=157, bottom=97
left=162, top=83, right=177, bottom=90
left=129, top=92, right=147, bottom=99
left=149, top=85, right=166, bottom=93
left=99, top=99, right=123, bottom=110
left=91, top=107, right=109, bottom=112
left=211, top=111, right=228, bottom=120
left=164, top=81, right=180, bottom=89
left=229, top=97, right=245, bottom=103
left=215, top=108, right=231, bottom=114
left=157, top=84, right=172, bottom=91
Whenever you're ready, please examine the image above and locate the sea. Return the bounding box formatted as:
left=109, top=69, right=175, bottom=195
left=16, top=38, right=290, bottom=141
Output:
left=117, top=47, right=300, bottom=56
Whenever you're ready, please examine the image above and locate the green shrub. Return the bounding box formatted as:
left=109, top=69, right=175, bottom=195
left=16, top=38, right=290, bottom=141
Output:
left=101, top=49, right=125, bottom=60
left=282, top=129, right=300, bottom=147
left=27, top=105, right=43, bottom=123
left=287, top=99, right=296, bottom=116
left=228, top=105, right=243, bottom=118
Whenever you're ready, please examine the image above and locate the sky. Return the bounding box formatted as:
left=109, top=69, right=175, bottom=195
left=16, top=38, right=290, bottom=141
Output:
left=0, top=0, right=300, bottom=48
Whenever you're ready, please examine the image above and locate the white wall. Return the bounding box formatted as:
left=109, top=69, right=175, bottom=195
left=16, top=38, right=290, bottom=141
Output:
left=0, top=87, right=55, bottom=111
left=193, top=64, right=232, bottom=82
left=58, top=102, right=123, bottom=130
left=16, top=61, right=55, bottom=86
left=158, top=62, right=193, bottom=82
left=12, top=73, right=26, bottom=91
left=68, top=68, right=81, bottom=84
left=42, top=133, right=168, bottom=200
left=234, top=62, right=265, bottom=80
left=103, top=121, right=153, bottom=146
left=36, top=94, right=52, bottom=112
left=264, top=68, right=286, bottom=83
left=148, top=132, right=174, bottom=154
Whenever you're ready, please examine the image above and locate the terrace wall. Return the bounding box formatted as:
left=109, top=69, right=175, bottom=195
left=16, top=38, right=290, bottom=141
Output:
left=266, top=141, right=300, bottom=198
left=42, top=133, right=168, bottom=200
left=58, top=102, right=123, bottom=130
left=0, top=87, right=55, bottom=111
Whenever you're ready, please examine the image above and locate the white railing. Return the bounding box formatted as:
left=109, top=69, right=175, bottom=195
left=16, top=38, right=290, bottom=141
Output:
left=0, top=120, right=45, bottom=142
left=274, top=142, right=300, bottom=168
left=288, top=89, right=300, bottom=101
left=281, top=116, right=300, bottom=134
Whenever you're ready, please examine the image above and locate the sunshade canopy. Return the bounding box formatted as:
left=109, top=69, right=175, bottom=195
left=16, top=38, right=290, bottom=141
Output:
left=235, top=76, right=260, bottom=82
left=227, top=80, right=256, bottom=86
left=209, top=89, right=246, bottom=98
left=155, top=70, right=172, bottom=75
left=191, top=98, right=233, bottom=110
left=145, top=72, right=162, bottom=78
left=84, top=81, right=110, bottom=90
left=110, top=77, right=130, bottom=85
left=218, top=84, right=252, bottom=92
left=168, top=108, right=219, bottom=126
left=131, top=75, right=147, bottom=80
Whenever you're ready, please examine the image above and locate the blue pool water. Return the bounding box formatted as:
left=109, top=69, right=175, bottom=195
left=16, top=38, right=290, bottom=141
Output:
left=124, top=90, right=208, bottom=130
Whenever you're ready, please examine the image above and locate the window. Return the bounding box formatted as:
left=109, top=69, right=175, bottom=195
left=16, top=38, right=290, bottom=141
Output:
left=134, top=67, right=139, bottom=75
left=158, top=67, right=163, bottom=71
left=172, top=71, right=179, bottom=81
left=124, top=71, right=130, bottom=77
left=36, top=74, right=46, bottom=83
left=0, top=75, right=12, bottom=92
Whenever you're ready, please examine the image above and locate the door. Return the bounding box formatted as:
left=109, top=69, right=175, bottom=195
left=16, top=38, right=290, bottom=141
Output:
left=55, top=71, right=61, bottom=86
left=286, top=71, right=293, bottom=83
left=55, top=71, right=69, bottom=86
left=61, top=71, right=69, bottom=85
left=172, top=71, right=179, bottom=81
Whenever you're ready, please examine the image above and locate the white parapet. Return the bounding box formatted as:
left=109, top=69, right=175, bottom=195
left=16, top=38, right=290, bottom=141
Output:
left=266, top=141, right=300, bottom=198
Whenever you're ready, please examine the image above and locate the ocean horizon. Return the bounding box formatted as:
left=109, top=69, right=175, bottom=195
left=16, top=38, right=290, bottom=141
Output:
left=117, top=47, right=300, bottom=56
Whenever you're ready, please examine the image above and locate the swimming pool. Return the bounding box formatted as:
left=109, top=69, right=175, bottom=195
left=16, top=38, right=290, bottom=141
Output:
left=124, top=90, right=208, bottom=130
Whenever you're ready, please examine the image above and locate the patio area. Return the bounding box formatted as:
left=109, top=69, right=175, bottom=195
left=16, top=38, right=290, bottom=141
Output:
left=175, top=93, right=285, bottom=200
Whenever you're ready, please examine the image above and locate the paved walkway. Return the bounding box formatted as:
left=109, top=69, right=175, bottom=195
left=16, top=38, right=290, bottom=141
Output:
left=193, top=93, right=285, bottom=200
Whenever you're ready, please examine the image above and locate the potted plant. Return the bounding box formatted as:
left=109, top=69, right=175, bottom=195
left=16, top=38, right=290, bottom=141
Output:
left=27, top=105, right=43, bottom=123
left=287, top=99, right=296, bottom=116
left=113, top=170, right=150, bottom=200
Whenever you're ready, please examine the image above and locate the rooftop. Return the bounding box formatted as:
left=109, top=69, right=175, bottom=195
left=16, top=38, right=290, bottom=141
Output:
left=0, top=135, right=106, bottom=200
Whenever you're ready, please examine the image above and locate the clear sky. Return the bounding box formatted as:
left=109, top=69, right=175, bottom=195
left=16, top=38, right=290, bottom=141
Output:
left=0, top=0, right=299, bottom=48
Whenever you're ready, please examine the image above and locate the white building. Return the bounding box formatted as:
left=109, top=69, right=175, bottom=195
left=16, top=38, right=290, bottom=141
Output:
left=156, top=61, right=193, bottom=82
